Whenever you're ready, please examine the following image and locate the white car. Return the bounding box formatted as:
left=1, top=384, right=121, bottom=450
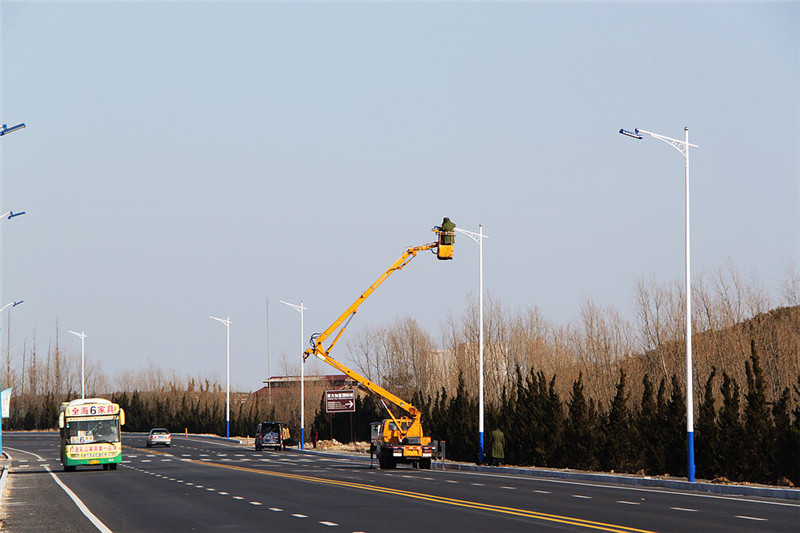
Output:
left=147, top=428, right=171, bottom=447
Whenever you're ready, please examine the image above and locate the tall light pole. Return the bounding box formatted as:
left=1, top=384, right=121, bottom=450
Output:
left=280, top=300, right=306, bottom=450
left=68, top=330, right=87, bottom=399
left=620, top=126, right=698, bottom=482
left=210, top=315, right=232, bottom=438
left=0, top=300, right=23, bottom=457
left=454, top=225, right=489, bottom=464
left=1, top=119, right=25, bottom=458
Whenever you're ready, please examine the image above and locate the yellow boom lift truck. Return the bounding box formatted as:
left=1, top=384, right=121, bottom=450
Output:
left=304, top=221, right=455, bottom=469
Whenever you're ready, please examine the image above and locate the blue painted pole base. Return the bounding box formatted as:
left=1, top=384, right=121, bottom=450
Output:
left=687, top=430, right=695, bottom=482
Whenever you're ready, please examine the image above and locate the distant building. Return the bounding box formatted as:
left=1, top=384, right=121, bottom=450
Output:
left=252, top=374, right=360, bottom=397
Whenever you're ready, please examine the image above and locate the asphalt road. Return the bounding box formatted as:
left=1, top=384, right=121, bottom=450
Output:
left=2, top=432, right=798, bottom=532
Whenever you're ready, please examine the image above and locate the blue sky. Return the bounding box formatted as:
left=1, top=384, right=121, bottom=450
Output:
left=1, top=2, right=798, bottom=390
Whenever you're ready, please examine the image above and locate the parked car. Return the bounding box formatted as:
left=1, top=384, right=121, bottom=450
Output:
left=147, top=428, right=171, bottom=447
left=254, top=422, right=282, bottom=451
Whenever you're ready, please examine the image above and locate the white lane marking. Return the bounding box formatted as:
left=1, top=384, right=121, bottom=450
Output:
left=45, top=466, right=113, bottom=533
left=445, top=480, right=458, bottom=484
left=671, top=507, right=697, bottom=512
left=249, top=501, right=262, bottom=506
left=533, top=490, right=551, bottom=494
left=292, top=514, right=308, bottom=518
left=219, top=491, right=229, bottom=495
left=735, top=516, right=767, bottom=521
left=453, top=470, right=800, bottom=508
left=471, top=483, right=485, bottom=486
left=233, top=496, right=244, bottom=500
left=572, top=495, right=592, bottom=499
left=269, top=507, right=283, bottom=512
left=500, top=486, right=516, bottom=490
left=320, top=521, right=338, bottom=526
left=617, top=501, right=640, bottom=505
left=206, top=488, right=215, bottom=492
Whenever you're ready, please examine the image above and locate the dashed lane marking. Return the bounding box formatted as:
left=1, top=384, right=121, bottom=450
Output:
left=617, top=501, right=640, bottom=505
left=670, top=507, right=697, bottom=512
left=735, top=516, right=767, bottom=521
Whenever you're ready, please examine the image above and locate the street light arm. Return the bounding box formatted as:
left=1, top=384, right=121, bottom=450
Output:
left=454, top=226, right=490, bottom=244
left=621, top=127, right=698, bottom=157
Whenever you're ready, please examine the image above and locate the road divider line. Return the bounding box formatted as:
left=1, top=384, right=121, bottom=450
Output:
left=185, top=458, right=656, bottom=533
left=45, top=466, right=113, bottom=533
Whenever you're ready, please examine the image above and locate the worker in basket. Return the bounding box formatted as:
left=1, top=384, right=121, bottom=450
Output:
left=437, top=217, right=455, bottom=260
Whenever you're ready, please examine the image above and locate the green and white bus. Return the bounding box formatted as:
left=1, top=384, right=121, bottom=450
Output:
left=58, top=398, right=125, bottom=471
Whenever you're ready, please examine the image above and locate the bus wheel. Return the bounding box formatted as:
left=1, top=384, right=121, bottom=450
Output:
left=110, top=464, right=118, bottom=470
left=103, top=464, right=109, bottom=470
left=64, top=465, right=76, bottom=472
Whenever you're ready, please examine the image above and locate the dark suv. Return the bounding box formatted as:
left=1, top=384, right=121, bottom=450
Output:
left=254, top=421, right=282, bottom=451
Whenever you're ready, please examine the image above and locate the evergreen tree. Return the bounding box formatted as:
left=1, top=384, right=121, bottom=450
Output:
left=742, top=341, right=772, bottom=483
left=637, top=374, right=663, bottom=474
left=717, top=372, right=744, bottom=481
left=696, top=368, right=720, bottom=479
left=663, top=375, right=686, bottom=477
left=771, top=387, right=797, bottom=485
left=601, top=370, right=634, bottom=473
left=562, top=372, right=597, bottom=470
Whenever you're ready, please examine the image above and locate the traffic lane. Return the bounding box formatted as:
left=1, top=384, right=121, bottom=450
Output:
left=366, top=469, right=800, bottom=533
left=2, top=445, right=100, bottom=532
left=4, top=432, right=61, bottom=461
left=125, top=438, right=800, bottom=532
left=155, top=442, right=798, bottom=533
left=121, top=451, right=627, bottom=533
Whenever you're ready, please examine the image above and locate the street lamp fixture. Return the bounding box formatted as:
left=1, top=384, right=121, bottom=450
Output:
left=210, top=315, right=232, bottom=439
left=0, top=123, right=26, bottom=136
left=280, top=300, right=307, bottom=450
left=454, top=225, right=489, bottom=464
left=1, top=211, right=26, bottom=220
left=620, top=125, right=698, bottom=482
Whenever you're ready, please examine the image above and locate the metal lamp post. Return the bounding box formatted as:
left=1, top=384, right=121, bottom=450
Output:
left=0, top=119, right=25, bottom=458
left=619, top=126, right=698, bottom=482
left=454, top=225, right=489, bottom=464
left=68, top=330, right=87, bottom=399
left=280, top=300, right=307, bottom=450
left=0, top=300, right=23, bottom=457
left=210, top=315, right=232, bottom=438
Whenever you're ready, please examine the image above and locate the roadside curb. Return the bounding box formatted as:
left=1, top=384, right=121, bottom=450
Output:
left=296, top=448, right=800, bottom=501
left=0, top=451, right=11, bottom=516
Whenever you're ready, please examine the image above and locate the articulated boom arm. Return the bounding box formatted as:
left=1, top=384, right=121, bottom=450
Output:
left=304, top=239, right=441, bottom=421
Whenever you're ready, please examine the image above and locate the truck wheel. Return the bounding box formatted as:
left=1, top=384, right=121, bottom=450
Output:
left=419, top=458, right=432, bottom=470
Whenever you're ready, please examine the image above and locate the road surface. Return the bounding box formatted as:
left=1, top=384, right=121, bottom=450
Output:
left=2, top=432, right=797, bottom=532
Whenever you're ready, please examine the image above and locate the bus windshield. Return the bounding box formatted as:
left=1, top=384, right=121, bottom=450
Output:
left=65, top=418, right=120, bottom=444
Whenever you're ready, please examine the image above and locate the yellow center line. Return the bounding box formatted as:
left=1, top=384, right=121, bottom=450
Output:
left=126, top=446, right=655, bottom=533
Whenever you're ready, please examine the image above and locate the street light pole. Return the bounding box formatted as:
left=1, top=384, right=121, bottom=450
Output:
left=619, top=126, right=698, bottom=481
left=454, top=225, right=489, bottom=464
left=210, top=315, right=232, bottom=439
left=68, top=330, right=87, bottom=399
left=280, top=300, right=307, bottom=450
left=0, top=300, right=23, bottom=457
